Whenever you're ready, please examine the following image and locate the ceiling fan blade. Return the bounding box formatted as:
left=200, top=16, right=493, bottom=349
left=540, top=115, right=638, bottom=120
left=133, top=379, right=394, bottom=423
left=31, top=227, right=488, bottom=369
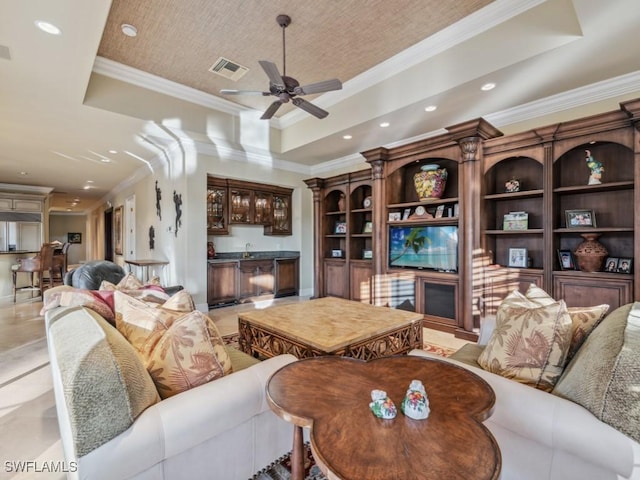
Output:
left=260, top=100, right=283, bottom=120
left=220, top=89, right=270, bottom=96
left=258, top=60, right=285, bottom=89
left=293, top=79, right=342, bottom=96
left=292, top=97, right=329, bottom=119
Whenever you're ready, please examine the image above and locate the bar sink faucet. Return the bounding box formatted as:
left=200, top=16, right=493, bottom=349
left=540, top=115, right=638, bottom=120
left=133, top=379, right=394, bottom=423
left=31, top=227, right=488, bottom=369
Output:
left=243, top=242, right=251, bottom=259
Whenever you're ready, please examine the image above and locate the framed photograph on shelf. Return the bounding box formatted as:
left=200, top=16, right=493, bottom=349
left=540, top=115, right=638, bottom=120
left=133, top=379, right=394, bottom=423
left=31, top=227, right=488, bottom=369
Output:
left=334, top=221, right=347, bottom=234
left=362, top=221, right=373, bottom=233
left=435, top=205, right=445, bottom=218
left=402, top=208, right=411, bottom=220
left=67, top=232, right=82, bottom=244
left=503, top=211, right=528, bottom=230
left=604, top=257, right=619, bottom=272
left=388, top=212, right=401, bottom=222
left=565, top=209, right=596, bottom=228
left=362, top=249, right=373, bottom=259
left=508, top=247, right=528, bottom=268
left=617, top=258, right=632, bottom=274
left=557, top=249, right=575, bottom=270
left=331, top=249, right=344, bottom=258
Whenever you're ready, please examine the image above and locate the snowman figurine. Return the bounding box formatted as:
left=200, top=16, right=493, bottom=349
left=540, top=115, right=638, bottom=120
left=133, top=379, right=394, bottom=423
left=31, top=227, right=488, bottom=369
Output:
left=401, top=380, right=430, bottom=420
left=369, top=389, right=397, bottom=419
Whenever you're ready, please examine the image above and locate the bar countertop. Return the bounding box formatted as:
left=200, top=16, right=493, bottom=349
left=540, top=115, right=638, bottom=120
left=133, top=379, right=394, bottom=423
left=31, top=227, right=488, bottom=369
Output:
left=207, top=250, right=299, bottom=264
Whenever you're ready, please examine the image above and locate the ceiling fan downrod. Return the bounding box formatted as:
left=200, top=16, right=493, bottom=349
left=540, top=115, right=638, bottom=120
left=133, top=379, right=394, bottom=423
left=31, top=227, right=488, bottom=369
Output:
left=276, top=14, right=291, bottom=76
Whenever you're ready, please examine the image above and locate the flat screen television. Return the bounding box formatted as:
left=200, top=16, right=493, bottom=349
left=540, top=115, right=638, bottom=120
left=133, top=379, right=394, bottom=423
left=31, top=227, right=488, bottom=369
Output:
left=388, top=224, right=458, bottom=272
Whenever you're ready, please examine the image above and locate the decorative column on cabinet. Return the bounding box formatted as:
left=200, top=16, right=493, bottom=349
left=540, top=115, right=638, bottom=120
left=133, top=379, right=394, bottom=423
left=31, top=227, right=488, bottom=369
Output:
left=447, top=119, right=503, bottom=338
left=304, top=178, right=324, bottom=299
left=620, top=98, right=640, bottom=301
left=362, top=148, right=388, bottom=306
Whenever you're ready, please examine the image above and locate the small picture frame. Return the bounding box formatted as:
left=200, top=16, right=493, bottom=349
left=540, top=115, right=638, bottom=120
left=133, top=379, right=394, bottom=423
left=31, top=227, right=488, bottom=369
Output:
left=503, top=211, right=528, bottom=230
left=453, top=203, right=459, bottom=217
left=565, top=209, right=596, bottom=228
left=604, top=257, right=619, bottom=272
left=435, top=205, right=445, bottom=218
left=558, top=249, right=575, bottom=270
left=67, top=232, right=82, bottom=244
left=388, top=212, right=401, bottom=222
left=617, top=258, right=632, bottom=274
left=362, top=221, right=373, bottom=233
left=331, top=249, right=344, bottom=258
left=362, top=249, right=373, bottom=259
left=402, top=208, right=411, bottom=220
left=334, top=221, right=347, bottom=234
left=508, top=247, right=528, bottom=268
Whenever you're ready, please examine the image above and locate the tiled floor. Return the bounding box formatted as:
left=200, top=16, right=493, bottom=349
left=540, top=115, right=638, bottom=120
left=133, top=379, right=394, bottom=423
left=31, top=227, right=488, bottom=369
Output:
left=0, top=293, right=469, bottom=479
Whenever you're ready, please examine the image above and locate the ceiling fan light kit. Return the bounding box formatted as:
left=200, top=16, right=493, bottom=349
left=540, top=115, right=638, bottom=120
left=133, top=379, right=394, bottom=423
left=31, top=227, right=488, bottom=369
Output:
left=220, top=14, right=342, bottom=120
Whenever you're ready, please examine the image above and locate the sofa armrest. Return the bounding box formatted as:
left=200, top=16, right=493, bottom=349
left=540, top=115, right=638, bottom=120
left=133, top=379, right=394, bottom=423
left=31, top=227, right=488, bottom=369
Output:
left=77, top=354, right=298, bottom=480
left=409, top=349, right=639, bottom=478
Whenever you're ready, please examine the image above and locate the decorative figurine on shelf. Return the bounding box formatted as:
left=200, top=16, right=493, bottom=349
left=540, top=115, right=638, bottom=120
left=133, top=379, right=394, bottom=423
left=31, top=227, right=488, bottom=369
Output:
left=585, top=149, right=604, bottom=185
left=401, top=379, right=430, bottom=420
left=207, top=241, right=215, bottom=259
left=155, top=180, right=162, bottom=220
left=173, top=190, right=182, bottom=237
left=149, top=225, right=155, bottom=250
left=505, top=177, right=520, bottom=193
left=369, top=389, right=397, bottom=419
left=337, top=193, right=346, bottom=212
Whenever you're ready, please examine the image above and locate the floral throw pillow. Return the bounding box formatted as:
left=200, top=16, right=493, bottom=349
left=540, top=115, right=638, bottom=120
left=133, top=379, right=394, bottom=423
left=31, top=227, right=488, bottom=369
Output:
left=477, top=289, right=572, bottom=391
left=114, top=291, right=232, bottom=398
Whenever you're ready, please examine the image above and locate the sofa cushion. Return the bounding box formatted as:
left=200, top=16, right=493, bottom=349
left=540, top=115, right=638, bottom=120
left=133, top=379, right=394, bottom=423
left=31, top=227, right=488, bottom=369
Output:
left=524, top=284, right=609, bottom=362
left=114, top=291, right=232, bottom=399
left=553, top=303, right=640, bottom=443
left=477, top=289, right=572, bottom=391
left=48, top=306, right=160, bottom=457
left=100, top=273, right=169, bottom=305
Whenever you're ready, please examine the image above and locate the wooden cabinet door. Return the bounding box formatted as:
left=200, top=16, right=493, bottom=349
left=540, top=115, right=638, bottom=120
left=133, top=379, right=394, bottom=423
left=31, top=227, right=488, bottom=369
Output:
left=324, top=259, right=348, bottom=298
left=350, top=262, right=372, bottom=303
left=275, top=258, right=299, bottom=297
left=264, top=193, right=292, bottom=235
left=207, top=262, right=238, bottom=306
left=238, top=260, right=275, bottom=299
left=553, top=273, right=632, bottom=311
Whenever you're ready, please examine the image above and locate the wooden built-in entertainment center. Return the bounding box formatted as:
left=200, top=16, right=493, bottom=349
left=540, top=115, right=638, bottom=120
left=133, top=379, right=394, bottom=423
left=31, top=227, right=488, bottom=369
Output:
left=305, top=98, right=640, bottom=340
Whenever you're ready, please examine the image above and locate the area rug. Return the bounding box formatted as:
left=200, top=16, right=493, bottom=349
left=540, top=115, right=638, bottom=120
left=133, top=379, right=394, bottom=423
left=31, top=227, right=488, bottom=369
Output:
left=251, top=443, right=325, bottom=480
left=222, top=332, right=455, bottom=357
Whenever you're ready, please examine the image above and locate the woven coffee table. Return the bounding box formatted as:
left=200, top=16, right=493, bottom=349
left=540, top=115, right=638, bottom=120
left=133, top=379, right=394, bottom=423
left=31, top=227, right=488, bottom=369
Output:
left=238, top=297, right=423, bottom=360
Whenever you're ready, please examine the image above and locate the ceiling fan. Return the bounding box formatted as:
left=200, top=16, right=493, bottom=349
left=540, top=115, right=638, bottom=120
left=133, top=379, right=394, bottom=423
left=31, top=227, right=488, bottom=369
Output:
left=220, top=14, right=342, bottom=120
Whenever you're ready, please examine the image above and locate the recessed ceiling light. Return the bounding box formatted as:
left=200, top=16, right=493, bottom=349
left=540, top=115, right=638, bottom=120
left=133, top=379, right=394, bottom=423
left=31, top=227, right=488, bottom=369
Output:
left=380, top=122, right=390, bottom=128
left=35, top=20, right=62, bottom=35
left=481, top=82, right=496, bottom=91
left=121, top=24, right=138, bottom=37
left=18, top=171, right=28, bottom=176
left=343, top=134, right=352, bottom=140
left=424, top=105, right=437, bottom=112
left=108, top=149, right=118, bottom=154
left=86, top=180, right=94, bottom=183
left=101, top=158, right=111, bottom=163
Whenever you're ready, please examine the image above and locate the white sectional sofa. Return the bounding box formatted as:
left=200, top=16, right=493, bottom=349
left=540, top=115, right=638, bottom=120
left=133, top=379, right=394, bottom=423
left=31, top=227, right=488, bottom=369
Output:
left=410, top=303, right=640, bottom=480
left=45, top=305, right=297, bottom=480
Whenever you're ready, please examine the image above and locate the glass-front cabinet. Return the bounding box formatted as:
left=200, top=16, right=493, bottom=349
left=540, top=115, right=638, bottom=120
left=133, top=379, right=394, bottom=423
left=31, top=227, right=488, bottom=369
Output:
left=207, top=178, right=228, bottom=235
left=207, top=176, right=293, bottom=236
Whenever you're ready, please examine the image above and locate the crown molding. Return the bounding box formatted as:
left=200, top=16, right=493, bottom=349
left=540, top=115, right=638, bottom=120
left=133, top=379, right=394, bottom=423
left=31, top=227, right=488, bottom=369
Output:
left=485, top=70, right=640, bottom=127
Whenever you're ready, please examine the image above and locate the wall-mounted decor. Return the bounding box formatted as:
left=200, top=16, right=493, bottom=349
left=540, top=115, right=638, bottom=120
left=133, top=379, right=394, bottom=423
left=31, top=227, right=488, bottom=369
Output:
left=67, top=232, right=82, bottom=244
left=114, top=205, right=123, bottom=255
left=149, top=225, right=155, bottom=250
left=173, top=190, right=182, bottom=237
left=155, top=180, right=162, bottom=220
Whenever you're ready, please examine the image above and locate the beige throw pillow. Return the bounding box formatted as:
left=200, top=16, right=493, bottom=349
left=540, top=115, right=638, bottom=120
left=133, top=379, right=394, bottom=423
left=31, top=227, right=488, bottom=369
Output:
left=114, top=291, right=232, bottom=399
left=478, top=289, right=572, bottom=391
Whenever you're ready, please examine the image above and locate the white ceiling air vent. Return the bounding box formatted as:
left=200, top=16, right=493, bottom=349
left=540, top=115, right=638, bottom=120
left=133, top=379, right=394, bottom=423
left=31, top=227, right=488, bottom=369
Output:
left=0, top=44, right=11, bottom=60
left=209, top=57, right=249, bottom=81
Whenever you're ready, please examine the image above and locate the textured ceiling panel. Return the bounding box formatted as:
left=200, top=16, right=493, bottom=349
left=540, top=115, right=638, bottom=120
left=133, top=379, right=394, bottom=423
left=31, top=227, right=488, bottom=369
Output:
left=97, top=0, right=493, bottom=113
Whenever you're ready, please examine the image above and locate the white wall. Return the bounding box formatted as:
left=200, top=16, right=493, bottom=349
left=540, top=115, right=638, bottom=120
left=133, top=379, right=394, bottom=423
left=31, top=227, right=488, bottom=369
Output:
left=49, top=213, right=87, bottom=266
left=98, top=140, right=315, bottom=310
